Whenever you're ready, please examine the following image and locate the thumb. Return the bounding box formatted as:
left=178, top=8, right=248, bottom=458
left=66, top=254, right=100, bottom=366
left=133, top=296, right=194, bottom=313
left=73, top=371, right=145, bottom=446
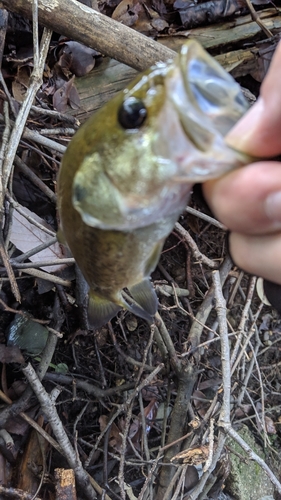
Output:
left=225, top=41, right=281, bottom=158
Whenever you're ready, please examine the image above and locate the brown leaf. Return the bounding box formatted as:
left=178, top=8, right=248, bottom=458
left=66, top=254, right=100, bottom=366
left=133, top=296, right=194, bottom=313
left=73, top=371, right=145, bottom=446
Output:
left=141, top=385, right=160, bottom=401
left=142, top=398, right=158, bottom=432
left=264, top=416, right=276, bottom=435
left=184, top=465, right=199, bottom=492
left=7, top=380, right=28, bottom=400
left=112, top=0, right=142, bottom=26
left=198, top=378, right=222, bottom=391
left=99, top=415, right=123, bottom=453
left=234, top=404, right=252, bottom=418
left=193, top=389, right=210, bottom=418
left=53, top=75, right=80, bottom=112
left=62, top=41, right=98, bottom=77
left=249, top=43, right=277, bottom=82
left=171, top=444, right=210, bottom=465
left=68, top=83, right=80, bottom=110
left=0, top=344, right=25, bottom=364
left=12, top=66, right=30, bottom=102
left=128, top=417, right=141, bottom=440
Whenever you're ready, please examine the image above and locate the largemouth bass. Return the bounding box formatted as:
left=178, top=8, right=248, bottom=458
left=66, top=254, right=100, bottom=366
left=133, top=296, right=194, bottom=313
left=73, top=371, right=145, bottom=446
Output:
left=58, top=40, right=249, bottom=328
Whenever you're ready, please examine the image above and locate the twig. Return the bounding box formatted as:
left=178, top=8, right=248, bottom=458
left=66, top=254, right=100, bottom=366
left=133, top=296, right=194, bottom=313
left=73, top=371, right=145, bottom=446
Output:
left=212, top=271, right=281, bottom=494
left=203, top=418, right=215, bottom=472
left=0, top=235, right=21, bottom=301
left=108, top=325, right=155, bottom=372
left=212, top=270, right=231, bottom=425
left=244, top=0, right=273, bottom=37
left=11, top=236, right=58, bottom=262
left=0, top=485, right=42, bottom=499
left=2, top=28, right=52, bottom=193
left=10, top=258, right=75, bottom=270
left=0, top=0, right=176, bottom=71
left=118, top=363, right=164, bottom=499
left=14, top=155, right=56, bottom=203
left=175, top=222, right=218, bottom=269
left=187, top=431, right=226, bottom=500
left=6, top=192, right=56, bottom=236
left=230, top=276, right=257, bottom=366
left=30, top=104, right=79, bottom=126
left=188, top=255, right=233, bottom=350
left=0, top=302, right=61, bottom=428
left=22, top=363, right=97, bottom=500
left=170, top=465, right=188, bottom=500
left=185, top=206, right=227, bottom=231
left=222, top=424, right=281, bottom=493
left=20, top=267, right=72, bottom=287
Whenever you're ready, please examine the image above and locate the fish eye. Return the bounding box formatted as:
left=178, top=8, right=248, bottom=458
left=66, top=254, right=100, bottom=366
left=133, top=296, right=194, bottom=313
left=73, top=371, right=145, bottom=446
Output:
left=118, top=97, right=147, bottom=129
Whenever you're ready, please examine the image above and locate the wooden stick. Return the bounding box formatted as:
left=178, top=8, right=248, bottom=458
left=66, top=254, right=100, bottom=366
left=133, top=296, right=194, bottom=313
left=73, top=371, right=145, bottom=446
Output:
left=0, top=0, right=176, bottom=70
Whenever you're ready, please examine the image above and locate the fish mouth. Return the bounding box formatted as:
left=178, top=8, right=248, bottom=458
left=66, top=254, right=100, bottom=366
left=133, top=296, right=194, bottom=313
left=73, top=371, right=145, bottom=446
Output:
left=162, top=40, right=250, bottom=182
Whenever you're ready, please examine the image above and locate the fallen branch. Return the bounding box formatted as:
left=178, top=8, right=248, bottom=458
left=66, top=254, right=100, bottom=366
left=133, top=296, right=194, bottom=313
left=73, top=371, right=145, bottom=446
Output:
left=0, top=0, right=175, bottom=71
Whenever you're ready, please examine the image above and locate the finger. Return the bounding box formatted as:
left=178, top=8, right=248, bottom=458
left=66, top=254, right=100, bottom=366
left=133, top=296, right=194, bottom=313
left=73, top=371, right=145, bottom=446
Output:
left=203, top=161, right=281, bottom=235
left=229, top=231, right=281, bottom=284
left=225, top=40, right=281, bottom=157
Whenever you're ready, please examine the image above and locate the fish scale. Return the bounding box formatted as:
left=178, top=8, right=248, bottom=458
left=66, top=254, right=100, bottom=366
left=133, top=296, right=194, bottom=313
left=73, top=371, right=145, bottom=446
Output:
left=58, top=40, right=250, bottom=328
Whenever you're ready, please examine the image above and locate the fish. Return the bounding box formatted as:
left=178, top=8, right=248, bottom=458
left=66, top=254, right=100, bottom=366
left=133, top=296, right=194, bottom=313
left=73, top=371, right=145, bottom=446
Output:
left=57, top=40, right=250, bottom=328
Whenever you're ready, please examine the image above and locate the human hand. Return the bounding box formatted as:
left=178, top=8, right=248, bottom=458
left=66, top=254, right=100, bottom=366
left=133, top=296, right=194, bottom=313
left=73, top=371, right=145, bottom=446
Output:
left=203, top=40, right=281, bottom=284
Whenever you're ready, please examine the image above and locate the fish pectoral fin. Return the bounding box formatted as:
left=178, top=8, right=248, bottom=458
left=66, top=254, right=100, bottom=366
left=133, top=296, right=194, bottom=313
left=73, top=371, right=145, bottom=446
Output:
left=128, top=279, right=158, bottom=317
left=88, top=291, right=122, bottom=329
left=144, top=242, right=163, bottom=277
left=57, top=228, right=67, bottom=245
left=121, top=298, right=154, bottom=324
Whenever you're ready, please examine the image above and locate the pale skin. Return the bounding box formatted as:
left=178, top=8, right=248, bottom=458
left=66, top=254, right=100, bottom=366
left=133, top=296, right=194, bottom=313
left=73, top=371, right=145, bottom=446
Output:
left=203, top=40, right=281, bottom=284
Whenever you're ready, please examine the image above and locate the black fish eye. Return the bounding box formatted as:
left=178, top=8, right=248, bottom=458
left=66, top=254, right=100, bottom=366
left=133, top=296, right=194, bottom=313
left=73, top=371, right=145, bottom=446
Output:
left=118, top=97, right=147, bottom=129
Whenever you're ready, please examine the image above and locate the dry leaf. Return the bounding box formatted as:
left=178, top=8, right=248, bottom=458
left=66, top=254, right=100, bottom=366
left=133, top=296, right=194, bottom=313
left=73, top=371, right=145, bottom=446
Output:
left=171, top=444, right=210, bottom=465
left=12, top=66, right=30, bottom=102
left=234, top=404, right=252, bottom=418
left=142, top=398, right=158, bottom=432
left=61, top=41, right=98, bottom=77
left=99, top=415, right=123, bottom=453
left=193, top=389, right=210, bottom=418
left=184, top=465, right=199, bottom=492
left=142, top=385, right=160, bottom=401
left=53, top=75, right=80, bottom=112
left=0, top=344, right=25, bottom=364
left=264, top=416, right=277, bottom=435
left=10, top=205, right=65, bottom=272
left=112, top=0, right=142, bottom=26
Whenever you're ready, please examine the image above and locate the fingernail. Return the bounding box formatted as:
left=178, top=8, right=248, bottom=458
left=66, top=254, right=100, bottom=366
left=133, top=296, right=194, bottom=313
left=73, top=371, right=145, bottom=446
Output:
left=225, top=98, right=264, bottom=152
left=265, top=191, right=281, bottom=223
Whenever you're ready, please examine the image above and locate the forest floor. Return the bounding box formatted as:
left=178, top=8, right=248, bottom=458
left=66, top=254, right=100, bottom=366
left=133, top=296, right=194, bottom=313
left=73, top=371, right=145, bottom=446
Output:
left=0, top=1, right=280, bottom=499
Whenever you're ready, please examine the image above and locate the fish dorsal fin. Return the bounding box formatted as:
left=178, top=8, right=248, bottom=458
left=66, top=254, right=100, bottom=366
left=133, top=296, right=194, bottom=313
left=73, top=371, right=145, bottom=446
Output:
left=128, top=278, right=158, bottom=317
left=88, top=291, right=122, bottom=329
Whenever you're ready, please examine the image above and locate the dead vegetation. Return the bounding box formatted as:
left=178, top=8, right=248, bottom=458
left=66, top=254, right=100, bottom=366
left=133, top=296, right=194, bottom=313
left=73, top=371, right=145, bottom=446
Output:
left=0, top=0, right=280, bottom=499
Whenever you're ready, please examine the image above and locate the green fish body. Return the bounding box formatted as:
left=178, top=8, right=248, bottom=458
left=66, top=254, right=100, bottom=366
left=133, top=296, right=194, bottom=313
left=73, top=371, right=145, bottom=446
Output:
left=58, top=40, right=249, bottom=328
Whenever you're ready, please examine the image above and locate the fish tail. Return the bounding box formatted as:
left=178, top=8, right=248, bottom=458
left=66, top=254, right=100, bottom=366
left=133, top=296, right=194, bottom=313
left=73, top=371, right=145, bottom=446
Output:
left=88, top=290, right=122, bottom=329
left=128, top=278, right=158, bottom=317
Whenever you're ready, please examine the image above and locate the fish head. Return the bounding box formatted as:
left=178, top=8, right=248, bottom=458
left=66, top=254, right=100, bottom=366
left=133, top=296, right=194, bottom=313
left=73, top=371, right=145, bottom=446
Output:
left=154, top=40, right=250, bottom=181
left=61, top=40, right=250, bottom=234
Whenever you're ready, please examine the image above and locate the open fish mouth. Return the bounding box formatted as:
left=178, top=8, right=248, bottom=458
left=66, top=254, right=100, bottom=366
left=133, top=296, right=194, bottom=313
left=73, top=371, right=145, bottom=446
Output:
left=163, top=41, right=250, bottom=182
